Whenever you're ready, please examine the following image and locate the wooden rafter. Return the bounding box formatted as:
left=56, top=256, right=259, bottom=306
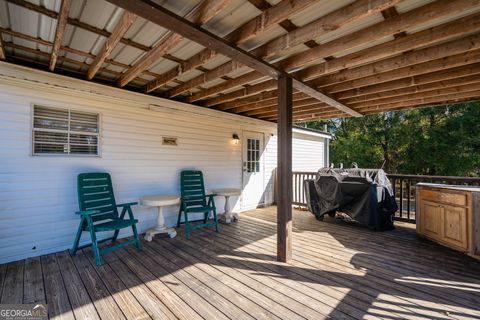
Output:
left=0, top=31, right=5, bottom=60
left=87, top=11, right=136, bottom=80
left=298, top=92, right=480, bottom=120
left=336, top=63, right=480, bottom=99
left=297, top=12, right=480, bottom=82
left=323, top=49, right=480, bottom=94
left=207, top=32, right=480, bottom=109
left=49, top=0, right=71, bottom=71
left=3, top=41, right=127, bottom=82
left=266, top=85, right=480, bottom=119
left=346, top=72, right=480, bottom=105
left=183, top=0, right=480, bottom=106
left=165, top=0, right=323, bottom=98
left=312, top=34, right=480, bottom=89
left=106, top=0, right=362, bottom=117
left=5, top=0, right=187, bottom=65
left=218, top=12, right=480, bottom=109
left=347, top=82, right=480, bottom=109
left=0, top=27, right=174, bottom=85
left=166, top=0, right=399, bottom=100
left=117, top=0, right=230, bottom=87
left=250, top=0, right=401, bottom=61
left=279, top=0, right=480, bottom=72
left=144, top=0, right=318, bottom=93
left=243, top=60, right=480, bottom=118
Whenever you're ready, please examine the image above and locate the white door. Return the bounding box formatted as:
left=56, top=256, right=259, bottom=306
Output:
left=242, top=131, right=265, bottom=210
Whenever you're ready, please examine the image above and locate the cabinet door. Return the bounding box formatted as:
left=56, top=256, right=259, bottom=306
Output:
left=442, top=205, right=468, bottom=250
left=421, top=200, right=443, bottom=240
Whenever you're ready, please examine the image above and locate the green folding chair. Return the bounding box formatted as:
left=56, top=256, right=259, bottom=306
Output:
left=177, top=170, right=219, bottom=238
left=70, top=172, right=142, bottom=266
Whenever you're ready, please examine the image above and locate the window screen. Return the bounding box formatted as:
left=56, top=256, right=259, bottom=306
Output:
left=33, top=105, right=99, bottom=156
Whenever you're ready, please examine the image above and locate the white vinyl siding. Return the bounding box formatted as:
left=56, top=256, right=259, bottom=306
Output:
left=292, top=132, right=327, bottom=172
left=0, top=64, right=329, bottom=263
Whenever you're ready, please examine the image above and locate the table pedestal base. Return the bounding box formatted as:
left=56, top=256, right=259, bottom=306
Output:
left=222, top=195, right=240, bottom=224
left=144, top=206, right=177, bottom=241
left=144, top=226, right=177, bottom=242
left=223, top=212, right=239, bottom=224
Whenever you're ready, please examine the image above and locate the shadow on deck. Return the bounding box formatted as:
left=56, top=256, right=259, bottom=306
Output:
left=1, top=206, right=480, bottom=319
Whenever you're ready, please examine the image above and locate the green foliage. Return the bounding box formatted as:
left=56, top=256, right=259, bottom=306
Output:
left=305, top=102, right=480, bottom=176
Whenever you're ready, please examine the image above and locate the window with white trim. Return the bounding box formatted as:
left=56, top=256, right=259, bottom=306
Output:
left=32, top=105, right=100, bottom=155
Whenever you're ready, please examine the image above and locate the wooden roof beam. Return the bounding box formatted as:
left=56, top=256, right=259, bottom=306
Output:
left=106, top=0, right=362, bottom=117
left=178, top=0, right=477, bottom=105
left=4, top=0, right=185, bottom=62
left=0, top=32, right=5, bottom=60
left=349, top=81, right=480, bottom=109
left=261, top=81, right=480, bottom=120
left=3, top=41, right=128, bottom=82
left=87, top=11, right=136, bottom=80
left=279, top=0, right=480, bottom=72
left=167, top=0, right=399, bottom=99
left=339, top=64, right=480, bottom=100
left=0, top=27, right=173, bottom=85
left=49, top=0, right=71, bottom=71
left=227, top=92, right=309, bottom=112
left=295, top=95, right=480, bottom=121
left=321, top=49, right=480, bottom=94
left=205, top=11, right=480, bottom=107
left=312, top=34, right=480, bottom=89
left=298, top=12, right=480, bottom=82
left=143, top=0, right=319, bottom=93
left=344, top=73, right=480, bottom=106
left=244, top=63, right=480, bottom=118
left=117, top=0, right=230, bottom=87
left=251, top=0, right=401, bottom=61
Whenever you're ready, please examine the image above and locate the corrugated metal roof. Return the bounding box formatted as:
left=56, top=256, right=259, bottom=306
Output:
left=0, top=0, right=478, bottom=121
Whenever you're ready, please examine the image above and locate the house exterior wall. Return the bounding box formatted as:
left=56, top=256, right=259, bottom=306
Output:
left=0, top=63, right=330, bottom=263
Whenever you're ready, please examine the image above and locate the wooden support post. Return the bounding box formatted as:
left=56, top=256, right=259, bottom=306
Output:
left=277, top=75, right=293, bottom=263
left=49, top=0, right=71, bottom=71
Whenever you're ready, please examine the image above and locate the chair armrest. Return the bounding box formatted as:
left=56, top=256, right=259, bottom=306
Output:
left=117, top=202, right=138, bottom=208
left=75, top=210, right=100, bottom=216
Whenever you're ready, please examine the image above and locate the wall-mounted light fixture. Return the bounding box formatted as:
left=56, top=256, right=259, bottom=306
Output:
left=232, top=133, right=240, bottom=145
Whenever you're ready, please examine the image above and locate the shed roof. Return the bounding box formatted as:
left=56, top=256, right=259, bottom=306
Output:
left=0, top=0, right=479, bottom=122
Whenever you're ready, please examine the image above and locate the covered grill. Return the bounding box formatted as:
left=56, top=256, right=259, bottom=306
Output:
left=304, top=168, right=398, bottom=230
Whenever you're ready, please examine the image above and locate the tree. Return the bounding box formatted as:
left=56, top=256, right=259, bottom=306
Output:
left=302, top=102, right=480, bottom=176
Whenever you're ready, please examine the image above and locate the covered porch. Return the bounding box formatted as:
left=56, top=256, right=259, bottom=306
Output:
left=2, top=206, right=480, bottom=320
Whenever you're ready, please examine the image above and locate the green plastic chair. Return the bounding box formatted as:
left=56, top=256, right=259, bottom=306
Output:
left=70, top=172, right=142, bottom=266
left=177, top=170, right=219, bottom=238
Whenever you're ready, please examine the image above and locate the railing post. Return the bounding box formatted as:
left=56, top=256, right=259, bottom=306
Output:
left=407, top=178, right=411, bottom=221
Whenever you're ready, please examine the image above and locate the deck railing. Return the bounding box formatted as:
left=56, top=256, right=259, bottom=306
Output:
left=292, top=171, right=480, bottom=223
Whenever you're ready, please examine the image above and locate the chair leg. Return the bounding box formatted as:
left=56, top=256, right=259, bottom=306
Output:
left=89, top=235, right=103, bottom=266
left=86, top=217, right=103, bottom=266
left=203, top=212, right=208, bottom=223
left=184, top=212, right=191, bottom=239
left=212, top=208, right=219, bottom=232
left=177, top=207, right=183, bottom=227
left=70, top=216, right=85, bottom=256
left=131, top=224, right=142, bottom=250
left=112, top=229, right=120, bottom=243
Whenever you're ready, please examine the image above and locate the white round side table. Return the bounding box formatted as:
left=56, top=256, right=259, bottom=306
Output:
left=140, top=195, right=180, bottom=241
left=212, top=188, right=241, bottom=224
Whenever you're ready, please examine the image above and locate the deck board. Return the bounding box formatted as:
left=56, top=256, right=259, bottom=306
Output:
left=1, top=206, right=480, bottom=320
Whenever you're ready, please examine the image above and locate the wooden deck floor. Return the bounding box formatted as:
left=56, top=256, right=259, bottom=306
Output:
left=1, top=206, right=480, bottom=320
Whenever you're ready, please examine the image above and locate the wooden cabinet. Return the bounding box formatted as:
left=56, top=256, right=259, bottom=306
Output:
left=417, top=183, right=480, bottom=259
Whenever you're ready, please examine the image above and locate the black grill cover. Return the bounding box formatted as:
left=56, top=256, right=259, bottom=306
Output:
left=305, top=168, right=397, bottom=230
